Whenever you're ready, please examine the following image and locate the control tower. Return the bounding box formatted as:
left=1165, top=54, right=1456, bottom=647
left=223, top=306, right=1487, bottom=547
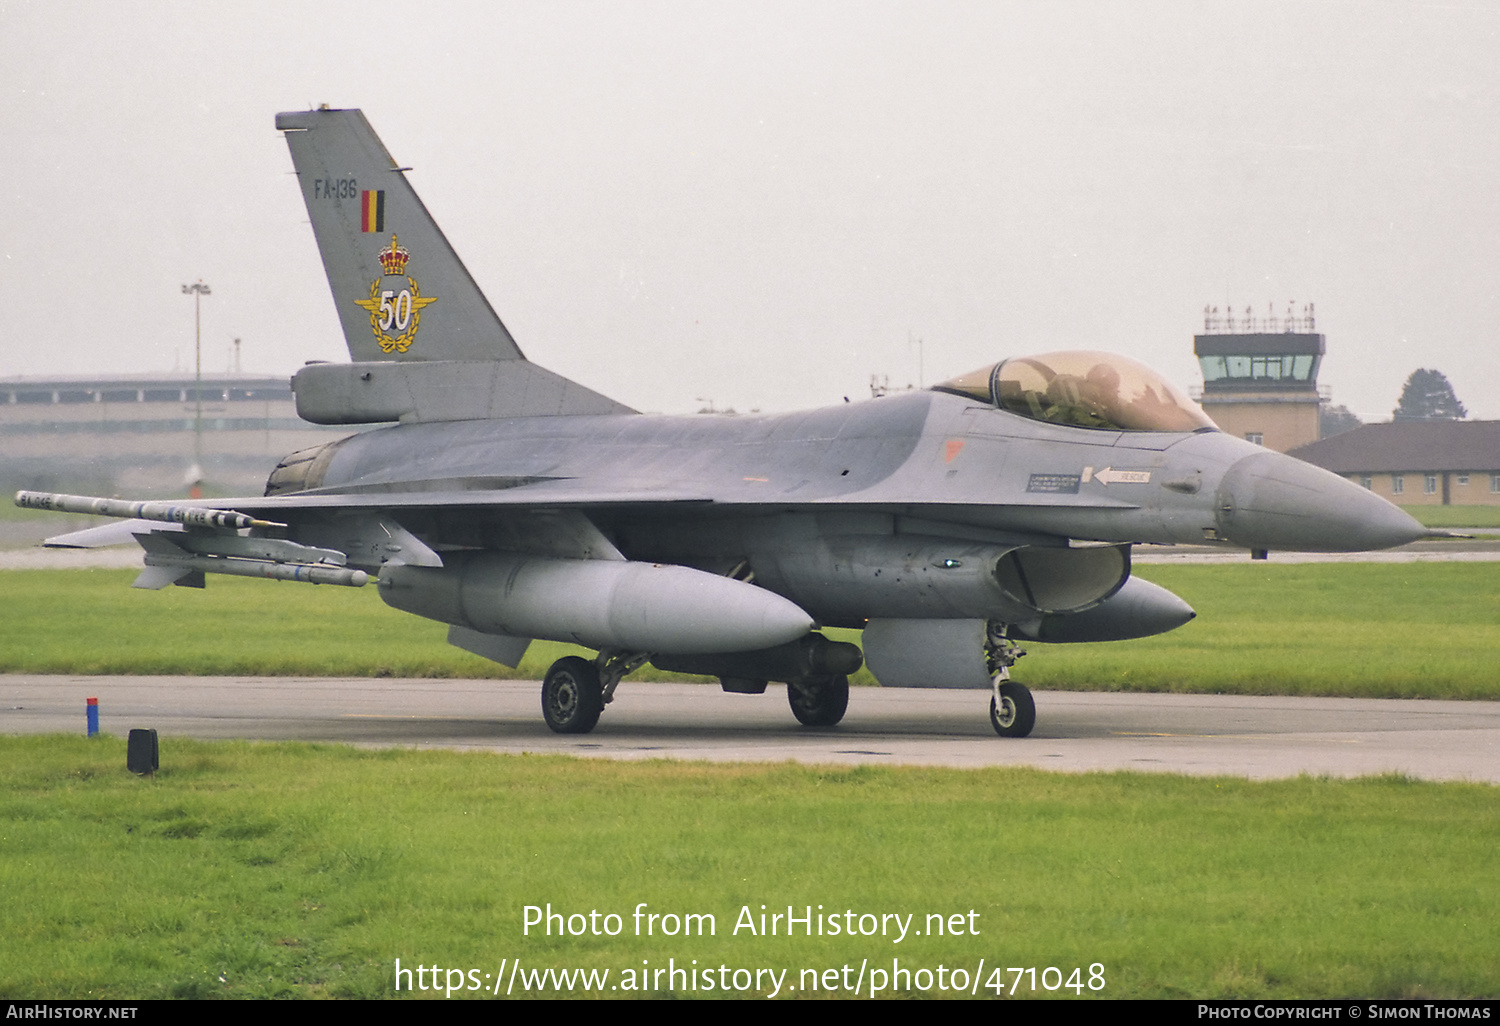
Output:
left=1194, top=303, right=1323, bottom=453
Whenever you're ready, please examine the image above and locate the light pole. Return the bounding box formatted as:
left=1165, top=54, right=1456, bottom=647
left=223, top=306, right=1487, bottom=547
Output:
left=181, top=280, right=211, bottom=497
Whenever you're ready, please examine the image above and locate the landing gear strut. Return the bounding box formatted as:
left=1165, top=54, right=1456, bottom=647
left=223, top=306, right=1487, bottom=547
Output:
left=986, top=623, right=1035, bottom=738
left=787, top=673, right=850, bottom=727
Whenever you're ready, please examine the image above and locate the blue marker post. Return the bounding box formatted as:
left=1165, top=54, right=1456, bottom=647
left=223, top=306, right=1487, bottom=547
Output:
left=86, top=697, right=99, bottom=737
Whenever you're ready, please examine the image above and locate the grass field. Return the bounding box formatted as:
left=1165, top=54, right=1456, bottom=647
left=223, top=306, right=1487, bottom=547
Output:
left=1402, top=505, right=1500, bottom=529
left=2, top=735, right=1495, bottom=1000
left=3, top=556, right=1497, bottom=1001
left=1020, top=561, right=1500, bottom=700
left=2, top=562, right=1496, bottom=700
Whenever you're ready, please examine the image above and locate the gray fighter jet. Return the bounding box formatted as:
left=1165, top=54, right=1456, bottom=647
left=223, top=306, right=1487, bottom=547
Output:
left=18, top=108, right=1430, bottom=738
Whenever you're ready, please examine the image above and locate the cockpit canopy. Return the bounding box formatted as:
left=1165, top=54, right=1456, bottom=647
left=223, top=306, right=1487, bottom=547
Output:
left=932, top=350, right=1217, bottom=433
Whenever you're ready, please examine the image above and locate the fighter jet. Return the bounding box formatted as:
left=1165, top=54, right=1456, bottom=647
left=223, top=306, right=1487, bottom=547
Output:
left=17, top=108, right=1430, bottom=738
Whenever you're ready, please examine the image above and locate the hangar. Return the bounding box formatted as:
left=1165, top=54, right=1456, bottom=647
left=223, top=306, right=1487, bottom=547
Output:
left=0, top=374, right=350, bottom=497
left=1289, top=420, right=1500, bottom=507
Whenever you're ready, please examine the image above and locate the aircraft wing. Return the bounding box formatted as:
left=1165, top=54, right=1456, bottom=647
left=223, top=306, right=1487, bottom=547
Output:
left=209, top=484, right=718, bottom=514
left=25, top=486, right=709, bottom=577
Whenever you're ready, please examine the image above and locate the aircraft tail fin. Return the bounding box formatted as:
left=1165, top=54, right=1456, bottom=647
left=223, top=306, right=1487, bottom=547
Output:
left=277, top=108, right=633, bottom=421
left=276, top=107, right=522, bottom=364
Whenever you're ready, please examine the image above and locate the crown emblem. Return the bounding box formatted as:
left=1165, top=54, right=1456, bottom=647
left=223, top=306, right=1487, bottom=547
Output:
left=377, top=235, right=410, bottom=276
left=354, top=235, right=439, bottom=354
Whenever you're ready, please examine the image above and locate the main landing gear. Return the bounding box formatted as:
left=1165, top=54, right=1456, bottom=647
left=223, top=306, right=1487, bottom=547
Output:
left=787, top=673, right=850, bottom=728
left=541, top=657, right=855, bottom=733
left=541, top=626, right=1034, bottom=737
left=541, top=650, right=648, bottom=735
left=541, top=657, right=603, bottom=734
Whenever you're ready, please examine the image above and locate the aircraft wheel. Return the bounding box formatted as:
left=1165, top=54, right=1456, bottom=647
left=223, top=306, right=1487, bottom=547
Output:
left=990, top=681, right=1036, bottom=738
left=542, top=657, right=604, bottom=734
left=787, top=674, right=849, bottom=727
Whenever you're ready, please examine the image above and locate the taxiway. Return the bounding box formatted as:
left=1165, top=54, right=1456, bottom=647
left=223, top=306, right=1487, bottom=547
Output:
left=3, top=675, right=1495, bottom=783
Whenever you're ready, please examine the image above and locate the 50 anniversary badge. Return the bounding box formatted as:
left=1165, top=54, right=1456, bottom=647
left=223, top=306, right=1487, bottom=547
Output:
left=355, top=234, right=438, bottom=353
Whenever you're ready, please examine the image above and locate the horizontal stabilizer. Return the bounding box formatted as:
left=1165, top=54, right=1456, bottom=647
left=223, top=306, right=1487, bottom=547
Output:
left=293, top=359, right=633, bottom=424
left=44, top=518, right=178, bottom=549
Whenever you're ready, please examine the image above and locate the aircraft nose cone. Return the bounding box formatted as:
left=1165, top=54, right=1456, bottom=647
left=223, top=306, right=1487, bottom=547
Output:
left=1214, top=450, right=1427, bottom=552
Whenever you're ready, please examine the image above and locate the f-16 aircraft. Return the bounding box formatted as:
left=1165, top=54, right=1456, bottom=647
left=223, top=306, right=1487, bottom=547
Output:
left=18, top=108, right=1430, bottom=738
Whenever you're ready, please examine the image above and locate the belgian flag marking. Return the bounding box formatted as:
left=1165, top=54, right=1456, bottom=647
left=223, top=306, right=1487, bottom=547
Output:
left=361, top=190, right=385, bottom=233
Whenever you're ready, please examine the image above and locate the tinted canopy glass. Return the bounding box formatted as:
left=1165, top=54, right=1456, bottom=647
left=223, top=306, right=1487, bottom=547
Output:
left=934, top=350, right=1216, bottom=433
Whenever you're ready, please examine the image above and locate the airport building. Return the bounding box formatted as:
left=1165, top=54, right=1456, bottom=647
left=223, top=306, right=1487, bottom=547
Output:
left=1193, top=304, right=1323, bottom=453
left=1289, top=420, right=1500, bottom=507
left=0, top=374, right=353, bottom=498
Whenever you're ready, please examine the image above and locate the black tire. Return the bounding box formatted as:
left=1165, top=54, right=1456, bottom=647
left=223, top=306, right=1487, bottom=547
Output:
left=542, top=657, right=604, bottom=734
left=787, top=674, right=849, bottom=727
left=989, top=681, right=1036, bottom=738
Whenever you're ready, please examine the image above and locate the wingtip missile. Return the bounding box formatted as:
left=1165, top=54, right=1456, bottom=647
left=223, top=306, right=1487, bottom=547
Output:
left=15, top=491, right=285, bottom=532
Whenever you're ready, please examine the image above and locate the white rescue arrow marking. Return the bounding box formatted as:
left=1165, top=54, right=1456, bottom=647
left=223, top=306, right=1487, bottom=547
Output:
left=1090, top=466, right=1152, bottom=486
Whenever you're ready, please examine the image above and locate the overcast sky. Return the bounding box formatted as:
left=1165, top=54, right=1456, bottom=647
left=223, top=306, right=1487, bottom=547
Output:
left=4, top=0, right=1497, bottom=420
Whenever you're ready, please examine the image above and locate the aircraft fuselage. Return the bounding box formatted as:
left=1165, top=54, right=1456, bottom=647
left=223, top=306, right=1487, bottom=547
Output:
left=286, top=388, right=1416, bottom=570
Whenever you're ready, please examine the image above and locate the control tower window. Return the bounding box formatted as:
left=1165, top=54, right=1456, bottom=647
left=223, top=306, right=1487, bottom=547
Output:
left=1198, top=353, right=1318, bottom=384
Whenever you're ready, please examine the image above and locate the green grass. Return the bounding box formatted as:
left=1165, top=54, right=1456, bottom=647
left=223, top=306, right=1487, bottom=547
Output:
left=1, top=735, right=1495, bottom=1000
left=0, top=569, right=704, bottom=683
left=2, top=563, right=1496, bottom=700
left=1402, top=505, right=1500, bottom=529
left=1024, top=562, right=1500, bottom=700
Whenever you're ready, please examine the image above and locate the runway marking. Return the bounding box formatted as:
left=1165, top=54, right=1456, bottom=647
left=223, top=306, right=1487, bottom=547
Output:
left=343, top=714, right=488, bottom=720
left=339, top=714, right=539, bottom=726
left=1112, top=731, right=1251, bottom=738
left=1113, top=731, right=1359, bottom=743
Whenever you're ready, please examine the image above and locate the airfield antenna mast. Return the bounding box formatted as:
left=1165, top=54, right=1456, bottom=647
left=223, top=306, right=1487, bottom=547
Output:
left=181, top=280, right=211, bottom=498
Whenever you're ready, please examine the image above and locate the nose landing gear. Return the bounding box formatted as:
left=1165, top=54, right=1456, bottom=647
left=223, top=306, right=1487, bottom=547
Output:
left=987, top=624, right=1035, bottom=738
left=990, top=680, right=1036, bottom=738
